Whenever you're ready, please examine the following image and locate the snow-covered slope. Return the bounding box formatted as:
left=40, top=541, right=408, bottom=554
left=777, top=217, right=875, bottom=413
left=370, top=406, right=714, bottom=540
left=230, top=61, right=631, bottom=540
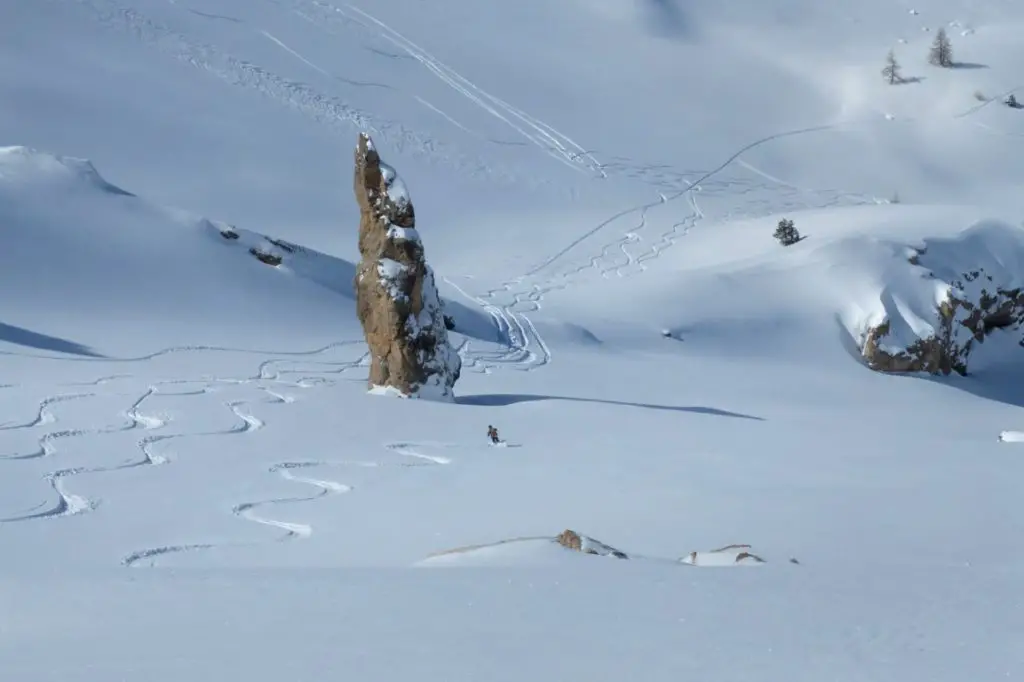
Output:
left=0, top=145, right=494, bottom=356
left=547, top=204, right=1024, bottom=371
left=2, top=0, right=1024, bottom=680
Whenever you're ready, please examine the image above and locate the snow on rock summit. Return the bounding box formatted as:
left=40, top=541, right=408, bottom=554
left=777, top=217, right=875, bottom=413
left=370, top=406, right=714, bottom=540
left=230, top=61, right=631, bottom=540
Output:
left=353, top=133, right=461, bottom=401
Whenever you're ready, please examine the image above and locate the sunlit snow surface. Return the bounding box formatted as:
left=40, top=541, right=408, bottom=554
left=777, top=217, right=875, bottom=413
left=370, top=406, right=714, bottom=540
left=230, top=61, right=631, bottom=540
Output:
left=2, top=0, right=1024, bottom=679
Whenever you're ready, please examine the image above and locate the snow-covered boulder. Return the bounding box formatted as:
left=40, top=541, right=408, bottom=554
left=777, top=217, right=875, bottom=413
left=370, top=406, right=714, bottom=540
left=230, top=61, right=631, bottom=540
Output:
left=861, top=222, right=1024, bottom=375
left=555, top=529, right=628, bottom=559
left=352, top=133, right=461, bottom=400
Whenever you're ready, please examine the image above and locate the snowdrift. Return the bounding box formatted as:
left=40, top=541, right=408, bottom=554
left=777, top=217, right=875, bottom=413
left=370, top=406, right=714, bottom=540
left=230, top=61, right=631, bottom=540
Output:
left=0, top=146, right=492, bottom=357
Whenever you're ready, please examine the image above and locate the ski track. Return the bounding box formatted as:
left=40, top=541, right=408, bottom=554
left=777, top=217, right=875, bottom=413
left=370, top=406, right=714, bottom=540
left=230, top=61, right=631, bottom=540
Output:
left=0, top=393, right=95, bottom=434
left=38, top=0, right=890, bottom=379
left=55, top=0, right=541, bottom=188
left=339, top=2, right=605, bottom=177
left=0, top=468, right=96, bottom=521
left=127, top=441, right=452, bottom=565
left=0, top=338, right=364, bottom=363
left=449, top=119, right=897, bottom=373
left=231, top=462, right=352, bottom=540
left=261, top=386, right=296, bottom=404
left=48, top=0, right=1015, bottom=379
left=62, top=374, right=135, bottom=387
left=272, top=0, right=721, bottom=188
left=8, top=0, right=892, bottom=557
left=230, top=443, right=452, bottom=544
left=270, top=0, right=607, bottom=178
left=385, top=442, right=453, bottom=465
left=0, top=341, right=370, bottom=531
left=121, top=543, right=216, bottom=568
left=0, top=386, right=174, bottom=521
left=444, top=94, right=1002, bottom=373
left=102, top=347, right=369, bottom=565
left=227, top=401, right=264, bottom=433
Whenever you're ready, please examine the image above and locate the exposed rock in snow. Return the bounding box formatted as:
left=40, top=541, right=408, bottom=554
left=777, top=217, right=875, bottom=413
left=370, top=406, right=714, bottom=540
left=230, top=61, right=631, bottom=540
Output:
left=556, top=529, right=628, bottom=559
left=861, top=223, right=1024, bottom=375
left=352, top=132, right=461, bottom=400
left=681, top=544, right=767, bottom=566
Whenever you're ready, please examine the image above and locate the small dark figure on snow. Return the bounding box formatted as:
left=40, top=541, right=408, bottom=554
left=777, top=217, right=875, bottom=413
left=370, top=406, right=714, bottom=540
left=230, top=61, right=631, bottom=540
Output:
left=487, top=425, right=500, bottom=444
left=1005, top=94, right=1021, bottom=108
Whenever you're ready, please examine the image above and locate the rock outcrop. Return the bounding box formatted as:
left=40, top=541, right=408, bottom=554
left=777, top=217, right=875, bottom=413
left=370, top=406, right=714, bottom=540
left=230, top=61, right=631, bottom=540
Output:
left=555, top=529, right=629, bottom=559
left=863, top=260, right=1024, bottom=375
left=352, top=133, right=461, bottom=400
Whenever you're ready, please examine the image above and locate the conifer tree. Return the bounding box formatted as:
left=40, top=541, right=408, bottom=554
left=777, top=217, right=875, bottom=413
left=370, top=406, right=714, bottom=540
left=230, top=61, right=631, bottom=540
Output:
left=882, top=49, right=902, bottom=84
left=928, top=28, right=953, bottom=67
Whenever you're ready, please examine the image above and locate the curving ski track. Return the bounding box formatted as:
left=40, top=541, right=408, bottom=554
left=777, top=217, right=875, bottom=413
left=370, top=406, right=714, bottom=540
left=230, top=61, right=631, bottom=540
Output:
left=0, top=386, right=173, bottom=521
left=449, top=122, right=893, bottom=373
left=0, top=393, right=95, bottom=434
left=127, top=442, right=452, bottom=565
left=232, top=462, right=352, bottom=540
left=385, top=442, right=453, bottom=465
left=1, top=377, right=280, bottom=526
left=442, top=95, right=1005, bottom=373
left=0, top=468, right=95, bottom=522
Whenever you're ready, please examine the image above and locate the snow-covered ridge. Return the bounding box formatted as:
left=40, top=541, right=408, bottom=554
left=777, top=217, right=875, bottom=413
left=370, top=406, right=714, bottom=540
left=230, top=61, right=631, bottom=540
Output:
left=0, top=145, right=491, bottom=355
left=0, top=145, right=134, bottom=196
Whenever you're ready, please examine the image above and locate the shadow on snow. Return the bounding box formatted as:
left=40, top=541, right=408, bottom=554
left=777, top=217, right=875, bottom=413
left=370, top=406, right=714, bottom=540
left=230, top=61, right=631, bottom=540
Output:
left=0, top=322, right=105, bottom=358
left=641, top=0, right=693, bottom=39
left=924, top=365, right=1024, bottom=410
left=456, top=393, right=764, bottom=420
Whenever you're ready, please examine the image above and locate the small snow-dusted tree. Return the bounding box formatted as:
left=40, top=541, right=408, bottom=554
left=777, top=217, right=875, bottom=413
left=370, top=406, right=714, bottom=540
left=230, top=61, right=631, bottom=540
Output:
left=928, top=28, right=953, bottom=67
left=882, top=50, right=902, bottom=84
left=773, top=218, right=800, bottom=246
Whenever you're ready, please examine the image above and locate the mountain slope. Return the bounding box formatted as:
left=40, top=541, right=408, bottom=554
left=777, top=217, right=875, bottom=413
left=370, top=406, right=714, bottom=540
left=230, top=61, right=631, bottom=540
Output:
left=0, top=145, right=494, bottom=356
left=2, top=0, right=1024, bottom=680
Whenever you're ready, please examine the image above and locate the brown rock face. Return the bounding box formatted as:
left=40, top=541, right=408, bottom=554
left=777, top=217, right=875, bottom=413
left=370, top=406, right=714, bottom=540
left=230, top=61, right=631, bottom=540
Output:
left=555, top=529, right=628, bottom=559
left=863, top=263, right=1024, bottom=375
left=352, top=133, right=461, bottom=400
left=556, top=529, right=583, bottom=552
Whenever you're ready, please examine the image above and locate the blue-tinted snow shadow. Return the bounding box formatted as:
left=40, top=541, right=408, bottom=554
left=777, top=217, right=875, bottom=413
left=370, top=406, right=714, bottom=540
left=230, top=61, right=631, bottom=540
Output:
left=837, top=316, right=1024, bottom=409
left=641, top=0, right=695, bottom=40
left=445, top=300, right=504, bottom=344
left=923, top=366, right=1024, bottom=409
left=456, top=393, right=764, bottom=420
left=272, top=243, right=500, bottom=344
left=0, top=322, right=105, bottom=358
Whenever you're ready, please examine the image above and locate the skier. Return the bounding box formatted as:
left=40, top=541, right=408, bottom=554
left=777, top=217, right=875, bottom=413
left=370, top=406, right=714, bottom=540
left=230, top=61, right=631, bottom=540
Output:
left=487, top=425, right=501, bottom=444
